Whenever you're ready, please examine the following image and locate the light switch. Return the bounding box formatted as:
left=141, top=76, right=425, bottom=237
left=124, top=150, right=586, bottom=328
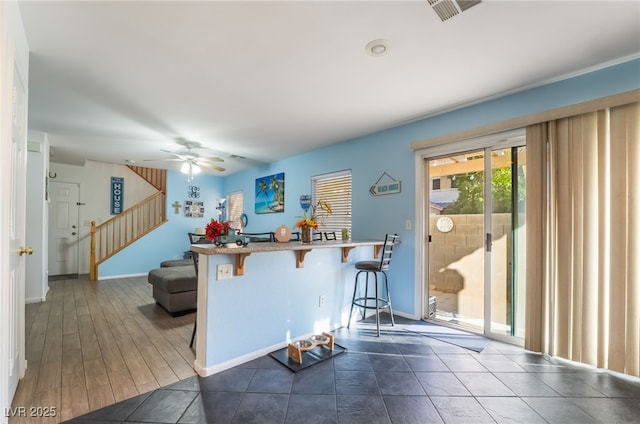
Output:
left=216, top=263, right=233, bottom=280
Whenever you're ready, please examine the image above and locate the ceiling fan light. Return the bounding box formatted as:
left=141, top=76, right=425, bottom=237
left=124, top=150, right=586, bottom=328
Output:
left=180, top=162, right=190, bottom=174
left=192, top=164, right=201, bottom=174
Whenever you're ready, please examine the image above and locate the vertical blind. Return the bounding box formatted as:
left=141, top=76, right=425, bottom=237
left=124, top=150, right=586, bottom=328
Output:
left=525, top=102, right=639, bottom=377
left=312, top=170, right=352, bottom=234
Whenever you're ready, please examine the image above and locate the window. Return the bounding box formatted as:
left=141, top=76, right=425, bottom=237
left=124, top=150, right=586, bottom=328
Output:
left=432, top=178, right=441, bottom=190
left=311, top=170, right=352, bottom=234
left=226, top=191, right=243, bottom=229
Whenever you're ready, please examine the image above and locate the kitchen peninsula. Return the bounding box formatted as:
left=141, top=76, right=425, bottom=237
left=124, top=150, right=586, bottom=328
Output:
left=190, top=239, right=384, bottom=376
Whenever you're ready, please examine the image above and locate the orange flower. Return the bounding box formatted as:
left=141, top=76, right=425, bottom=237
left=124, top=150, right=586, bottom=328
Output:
left=295, top=217, right=318, bottom=229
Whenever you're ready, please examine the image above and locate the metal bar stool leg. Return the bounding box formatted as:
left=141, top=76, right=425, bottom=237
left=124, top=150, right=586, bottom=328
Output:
left=362, top=271, right=370, bottom=319
left=382, top=270, right=394, bottom=326
left=348, top=270, right=362, bottom=328
left=374, top=271, right=380, bottom=336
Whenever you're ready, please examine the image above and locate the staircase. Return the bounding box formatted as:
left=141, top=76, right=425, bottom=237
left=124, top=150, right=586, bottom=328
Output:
left=89, top=166, right=167, bottom=280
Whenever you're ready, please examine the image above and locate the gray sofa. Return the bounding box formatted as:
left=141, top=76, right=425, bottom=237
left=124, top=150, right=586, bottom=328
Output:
left=148, top=258, right=197, bottom=316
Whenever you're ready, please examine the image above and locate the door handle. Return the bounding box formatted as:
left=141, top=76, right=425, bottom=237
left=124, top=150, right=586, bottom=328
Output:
left=19, top=246, right=33, bottom=256
left=486, top=233, right=492, bottom=252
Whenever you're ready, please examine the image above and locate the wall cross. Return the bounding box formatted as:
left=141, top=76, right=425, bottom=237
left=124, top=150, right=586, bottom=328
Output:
left=172, top=201, right=182, bottom=215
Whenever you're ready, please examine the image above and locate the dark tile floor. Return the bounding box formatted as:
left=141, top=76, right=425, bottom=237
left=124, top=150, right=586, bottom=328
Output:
left=65, top=315, right=640, bottom=423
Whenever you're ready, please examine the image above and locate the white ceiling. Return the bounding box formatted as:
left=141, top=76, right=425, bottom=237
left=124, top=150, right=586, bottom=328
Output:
left=19, top=1, right=640, bottom=175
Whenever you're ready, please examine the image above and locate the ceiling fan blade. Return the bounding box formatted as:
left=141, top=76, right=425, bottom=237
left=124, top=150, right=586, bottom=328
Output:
left=160, top=149, right=189, bottom=160
left=199, top=162, right=226, bottom=172
left=199, top=156, right=224, bottom=163
left=144, top=158, right=184, bottom=163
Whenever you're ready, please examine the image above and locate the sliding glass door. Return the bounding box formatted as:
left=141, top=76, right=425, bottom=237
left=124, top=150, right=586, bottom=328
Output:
left=425, top=132, right=526, bottom=342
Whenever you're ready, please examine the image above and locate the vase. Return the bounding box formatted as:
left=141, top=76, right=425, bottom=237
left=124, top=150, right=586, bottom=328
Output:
left=301, top=226, right=312, bottom=244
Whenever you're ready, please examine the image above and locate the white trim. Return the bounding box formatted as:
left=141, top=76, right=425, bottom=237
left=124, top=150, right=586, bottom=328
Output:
left=194, top=339, right=290, bottom=377
left=25, top=296, right=46, bottom=305
left=416, top=128, right=525, bottom=159
left=194, top=325, right=353, bottom=377
left=414, top=152, right=426, bottom=319
left=414, top=128, right=527, bottom=336
left=97, top=272, right=147, bottom=280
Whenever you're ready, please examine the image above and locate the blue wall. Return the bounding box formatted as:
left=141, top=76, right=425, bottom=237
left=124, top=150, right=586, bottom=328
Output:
left=103, top=58, right=639, bottom=317
left=99, top=170, right=224, bottom=277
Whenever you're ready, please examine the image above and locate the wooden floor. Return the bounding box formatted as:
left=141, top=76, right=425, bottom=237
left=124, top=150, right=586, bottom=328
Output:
left=10, top=275, right=197, bottom=423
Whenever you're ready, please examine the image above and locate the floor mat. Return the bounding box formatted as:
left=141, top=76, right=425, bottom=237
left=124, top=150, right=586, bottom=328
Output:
left=405, top=322, right=490, bottom=352
left=269, top=343, right=346, bottom=372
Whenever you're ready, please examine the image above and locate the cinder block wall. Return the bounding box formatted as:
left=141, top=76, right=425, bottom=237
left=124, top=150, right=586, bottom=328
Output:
left=428, top=213, right=512, bottom=322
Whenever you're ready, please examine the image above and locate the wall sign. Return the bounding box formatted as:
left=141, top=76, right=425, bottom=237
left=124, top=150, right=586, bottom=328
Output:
left=110, top=177, right=124, bottom=215
left=369, top=172, right=401, bottom=196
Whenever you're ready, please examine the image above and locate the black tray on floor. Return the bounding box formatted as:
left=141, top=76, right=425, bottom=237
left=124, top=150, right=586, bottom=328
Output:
left=269, top=343, right=346, bottom=372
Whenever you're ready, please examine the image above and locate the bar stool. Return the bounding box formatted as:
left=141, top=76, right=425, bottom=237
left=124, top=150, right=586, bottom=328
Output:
left=347, top=233, right=398, bottom=336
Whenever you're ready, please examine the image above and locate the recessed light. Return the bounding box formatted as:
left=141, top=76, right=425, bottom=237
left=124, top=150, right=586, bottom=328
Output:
left=365, top=39, right=389, bottom=56
left=124, top=159, right=136, bottom=164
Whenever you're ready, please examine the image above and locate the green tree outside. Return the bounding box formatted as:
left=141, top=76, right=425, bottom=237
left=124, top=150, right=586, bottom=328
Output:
left=444, top=167, right=524, bottom=214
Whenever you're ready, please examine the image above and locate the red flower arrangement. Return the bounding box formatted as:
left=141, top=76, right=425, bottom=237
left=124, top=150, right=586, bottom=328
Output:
left=205, top=218, right=230, bottom=241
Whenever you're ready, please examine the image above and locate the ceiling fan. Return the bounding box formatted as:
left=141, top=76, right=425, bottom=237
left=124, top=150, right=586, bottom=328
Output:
left=149, top=140, right=226, bottom=181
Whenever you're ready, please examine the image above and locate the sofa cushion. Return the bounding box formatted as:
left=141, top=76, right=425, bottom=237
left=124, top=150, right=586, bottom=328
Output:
left=160, top=258, right=193, bottom=267
left=148, top=266, right=197, bottom=293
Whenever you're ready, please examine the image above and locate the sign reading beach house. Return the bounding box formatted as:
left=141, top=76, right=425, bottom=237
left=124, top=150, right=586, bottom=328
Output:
left=370, top=172, right=401, bottom=196
left=111, top=177, right=124, bottom=215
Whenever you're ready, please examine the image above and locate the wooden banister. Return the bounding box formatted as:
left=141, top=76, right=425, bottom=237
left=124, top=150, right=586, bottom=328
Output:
left=90, top=191, right=167, bottom=280
left=126, top=165, right=167, bottom=193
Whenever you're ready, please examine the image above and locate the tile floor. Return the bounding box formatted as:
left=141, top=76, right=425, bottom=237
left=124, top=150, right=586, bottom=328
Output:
left=65, top=315, right=640, bottom=424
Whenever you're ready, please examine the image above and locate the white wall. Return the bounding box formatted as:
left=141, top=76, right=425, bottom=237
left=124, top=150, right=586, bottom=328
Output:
left=25, top=131, right=49, bottom=303
left=48, top=161, right=157, bottom=274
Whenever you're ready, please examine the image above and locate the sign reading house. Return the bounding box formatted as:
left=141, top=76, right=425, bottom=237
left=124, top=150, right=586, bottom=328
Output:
left=370, top=172, right=401, bottom=196
left=111, top=177, right=124, bottom=215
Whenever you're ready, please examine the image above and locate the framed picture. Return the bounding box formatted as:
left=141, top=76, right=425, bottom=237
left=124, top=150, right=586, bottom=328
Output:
left=185, top=200, right=204, bottom=217
left=255, top=172, right=285, bottom=214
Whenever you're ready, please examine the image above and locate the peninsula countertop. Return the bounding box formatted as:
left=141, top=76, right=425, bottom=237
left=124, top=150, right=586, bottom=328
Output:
left=190, top=239, right=385, bottom=275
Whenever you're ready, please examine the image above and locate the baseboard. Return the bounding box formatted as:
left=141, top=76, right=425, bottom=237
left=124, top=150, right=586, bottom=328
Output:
left=98, top=272, right=147, bottom=280
left=194, top=340, right=287, bottom=377
left=25, top=296, right=44, bottom=304
left=194, top=324, right=344, bottom=377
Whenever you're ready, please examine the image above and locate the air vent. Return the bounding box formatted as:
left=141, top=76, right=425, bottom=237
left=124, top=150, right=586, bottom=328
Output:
left=428, top=0, right=481, bottom=22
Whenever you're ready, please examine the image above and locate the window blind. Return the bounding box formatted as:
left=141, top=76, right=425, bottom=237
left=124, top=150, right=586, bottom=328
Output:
left=226, top=191, right=243, bottom=229
left=311, top=170, right=352, bottom=234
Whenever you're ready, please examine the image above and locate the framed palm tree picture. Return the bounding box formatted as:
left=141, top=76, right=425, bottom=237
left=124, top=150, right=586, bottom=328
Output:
left=255, top=173, right=285, bottom=214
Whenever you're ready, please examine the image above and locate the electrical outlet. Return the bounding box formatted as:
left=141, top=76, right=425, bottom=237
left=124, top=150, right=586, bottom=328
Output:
left=405, top=219, right=412, bottom=230
left=216, top=263, right=233, bottom=280
left=319, top=295, right=325, bottom=307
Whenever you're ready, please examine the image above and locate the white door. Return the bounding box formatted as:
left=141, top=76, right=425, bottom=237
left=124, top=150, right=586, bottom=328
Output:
left=48, top=182, right=80, bottom=276
left=2, top=31, right=28, bottom=415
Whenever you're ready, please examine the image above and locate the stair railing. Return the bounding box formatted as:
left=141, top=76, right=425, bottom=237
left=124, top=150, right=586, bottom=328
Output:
left=90, top=191, right=167, bottom=280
